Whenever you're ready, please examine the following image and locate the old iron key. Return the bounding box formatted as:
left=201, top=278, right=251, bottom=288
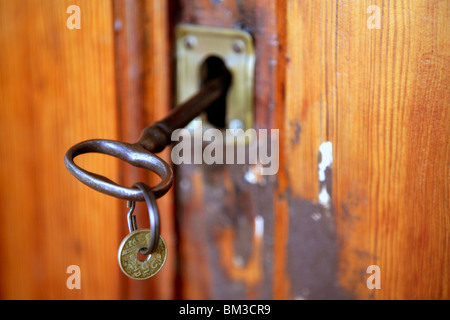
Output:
left=64, top=69, right=231, bottom=278
left=64, top=72, right=230, bottom=202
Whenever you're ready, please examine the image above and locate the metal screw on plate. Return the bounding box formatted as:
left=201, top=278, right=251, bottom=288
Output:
left=232, top=40, right=245, bottom=53
left=184, top=35, right=197, bottom=49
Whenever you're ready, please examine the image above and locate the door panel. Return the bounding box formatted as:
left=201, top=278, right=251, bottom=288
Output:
left=174, top=0, right=449, bottom=300
left=320, top=0, right=449, bottom=300
left=281, top=0, right=449, bottom=300
left=0, top=0, right=447, bottom=300
left=113, top=0, right=175, bottom=300
left=174, top=0, right=295, bottom=300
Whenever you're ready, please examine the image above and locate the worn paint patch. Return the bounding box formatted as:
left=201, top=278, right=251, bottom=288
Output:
left=254, top=215, right=264, bottom=238
left=244, top=163, right=267, bottom=186
left=318, top=142, right=333, bottom=207
left=318, top=185, right=331, bottom=207
left=287, top=196, right=350, bottom=299
left=284, top=140, right=350, bottom=299
left=318, top=142, right=333, bottom=182
left=192, top=162, right=273, bottom=299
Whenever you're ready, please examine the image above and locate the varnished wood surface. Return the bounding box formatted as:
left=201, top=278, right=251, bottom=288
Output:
left=175, top=0, right=449, bottom=300
left=281, top=0, right=449, bottom=299
left=0, top=0, right=447, bottom=300
left=0, top=0, right=174, bottom=300
left=113, top=0, right=174, bottom=300
left=327, top=0, right=449, bottom=299
left=0, top=0, right=120, bottom=299
left=175, top=0, right=282, bottom=299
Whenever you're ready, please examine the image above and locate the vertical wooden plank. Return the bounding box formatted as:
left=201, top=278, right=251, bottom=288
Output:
left=164, top=0, right=448, bottom=300
left=143, top=0, right=176, bottom=299
left=330, top=0, right=450, bottom=300
left=113, top=0, right=148, bottom=300
left=0, top=0, right=120, bottom=299
left=176, top=169, right=212, bottom=299
left=174, top=0, right=297, bottom=300
left=272, top=0, right=291, bottom=300
left=284, top=0, right=449, bottom=300
left=273, top=0, right=350, bottom=300
left=173, top=0, right=348, bottom=300
left=113, top=0, right=174, bottom=299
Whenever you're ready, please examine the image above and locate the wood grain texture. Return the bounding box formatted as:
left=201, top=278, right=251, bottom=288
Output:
left=331, top=0, right=449, bottom=300
left=0, top=0, right=447, bottom=300
left=0, top=0, right=120, bottom=299
left=174, top=0, right=449, bottom=300
left=174, top=0, right=347, bottom=301
left=175, top=0, right=283, bottom=299
left=0, top=0, right=174, bottom=300
left=285, top=0, right=449, bottom=299
left=142, top=0, right=176, bottom=300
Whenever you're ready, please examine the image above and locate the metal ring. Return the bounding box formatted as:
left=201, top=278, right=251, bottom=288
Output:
left=64, top=139, right=173, bottom=201
left=132, top=182, right=160, bottom=255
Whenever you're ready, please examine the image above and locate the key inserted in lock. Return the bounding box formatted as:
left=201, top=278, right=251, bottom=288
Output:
left=63, top=24, right=255, bottom=280
left=64, top=24, right=255, bottom=279
left=65, top=25, right=254, bottom=202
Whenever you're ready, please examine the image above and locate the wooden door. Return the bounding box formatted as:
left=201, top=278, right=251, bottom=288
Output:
left=173, top=0, right=449, bottom=300
left=0, top=0, right=448, bottom=300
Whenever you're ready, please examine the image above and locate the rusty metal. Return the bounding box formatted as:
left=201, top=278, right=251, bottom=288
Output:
left=64, top=70, right=231, bottom=202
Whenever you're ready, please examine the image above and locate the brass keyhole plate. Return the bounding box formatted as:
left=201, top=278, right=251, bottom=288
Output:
left=175, top=24, right=255, bottom=133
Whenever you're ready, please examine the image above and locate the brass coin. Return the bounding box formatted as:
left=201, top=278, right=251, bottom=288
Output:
left=118, top=229, right=167, bottom=280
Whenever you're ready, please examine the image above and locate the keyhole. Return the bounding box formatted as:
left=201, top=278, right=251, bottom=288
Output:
left=200, top=56, right=231, bottom=129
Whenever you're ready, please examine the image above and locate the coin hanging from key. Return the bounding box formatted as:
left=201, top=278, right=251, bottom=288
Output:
left=118, top=229, right=167, bottom=280
left=117, top=182, right=166, bottom=280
